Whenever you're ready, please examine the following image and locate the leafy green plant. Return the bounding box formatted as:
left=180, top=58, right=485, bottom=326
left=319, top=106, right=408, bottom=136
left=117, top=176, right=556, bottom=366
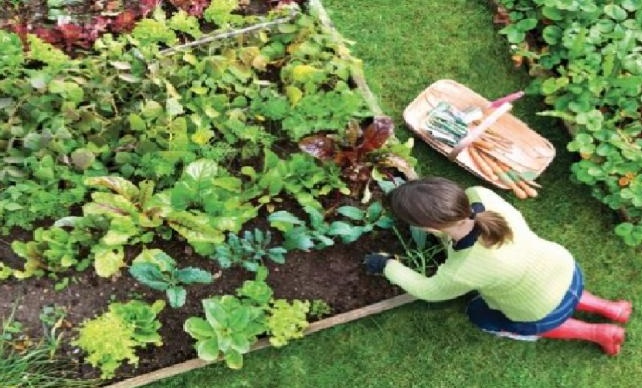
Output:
left=268, top=207, right=337, bottom=251
left=184, top=266, right=313, bottom=369
left=495, top=0, right=642, bottom=245
left=213, top=228, right=287, bottom=271
left=184, top=267, right=273, bottom=369
left=165, top=158, right=258, bottom=245
left=329, top=201, right=395, bottom=243
left=241, top=149, right=349, bottom=212
left=129, top=249, right=213, bottom=308
left=10, top=220, right=97, bottom=280
left=73, top=299, right=165, bottom=379
left=266, top=299, right=310, bottom=347
left=0, top=158, right=89, bottom=233
left=74, top=176, right=162, bottom=277
left=392, top=226, right=444, bottom=276
left=268, top=201, right=393, bottom=251
left=308, top=299, right=332, bottom=320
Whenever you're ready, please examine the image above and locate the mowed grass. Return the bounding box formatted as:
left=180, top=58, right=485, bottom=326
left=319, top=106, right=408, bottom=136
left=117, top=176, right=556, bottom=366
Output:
left=144, top=1, right=642, bottom=387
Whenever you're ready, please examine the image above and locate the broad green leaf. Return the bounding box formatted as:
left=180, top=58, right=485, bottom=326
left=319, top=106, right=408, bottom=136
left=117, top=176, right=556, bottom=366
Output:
left=141, top=100, right=163, bottom=119
left=118, top=73, right=140, bottom=83
left=291, top=64, right=320, bottom=82
left=268, top=211, right=304, bottom=232
left=228, top=306, right=250, bottom=329
left=176, top=267, right=213, bottom=284
left=168, top=10, right=202, bottom=38
left=129, top=263, right=169, bottom=291
left=229, top=332, right=251, bottom=353
left=196, top=338, right=220, bottom=361
left=542, top=25, right=562, bottom=45
left=166, top=287, right=187, bottom=308
left=84, top=193, right=139, bottom=218
left=93, top=246, right=125, bottom=277
left=238, top=46, right=260, bottom=66
left=167, top=211, right=226, bottom=245
left=203, top=296, right=231, bottom=328
left=283, top=228, right=315, bottom=251
left=70, top=148, right=95, bottom=170
left=375, top=216, right=395, bottom=229
left=132, top=249, right=176, bottom=272
left=84, top=176, right=140, bottom=199
left=184, top=159, right=219, bottom=182
left=128, top=113, right=147, bottom=132
left=110, top=61, right=131, bottom=70
left=224, top=349, right=243, bottom=370
left=328, top=221, right=361, bottom=242
left=212, top=176, right=242, bottom=192
left=541, top=6, right=563, bottom=20
left=604, top=4, right=628, bottom=20
left=286, top=85, right=303, bottom=106
left=166, top=97, right=184, bottom=116
left=203, top=0, right=239, bottom=25
left=191, top=128, right=214, bottom=145
left=29, top=73, right=48, bottom=89
left=184, top=317, right=215, bottom=340
left=336, top=206, right=365, bottom=221
left=101, top=228, right=133, bottom=246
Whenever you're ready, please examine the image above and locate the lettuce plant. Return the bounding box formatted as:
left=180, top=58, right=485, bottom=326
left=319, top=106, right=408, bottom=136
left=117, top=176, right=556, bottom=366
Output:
left=184, top=267, right=314, bottom=369
left=266, top=299, right=310, bottom=347
left=73, top=299, right=165, bottom=379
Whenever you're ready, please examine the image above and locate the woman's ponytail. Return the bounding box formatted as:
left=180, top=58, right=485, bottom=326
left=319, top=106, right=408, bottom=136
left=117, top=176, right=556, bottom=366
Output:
left=474, top=211, right=513, bottom=248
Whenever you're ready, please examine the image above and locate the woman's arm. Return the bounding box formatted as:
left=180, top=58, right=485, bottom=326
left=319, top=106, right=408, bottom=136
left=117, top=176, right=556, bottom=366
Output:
left=383, top=260, right=473, bottom=302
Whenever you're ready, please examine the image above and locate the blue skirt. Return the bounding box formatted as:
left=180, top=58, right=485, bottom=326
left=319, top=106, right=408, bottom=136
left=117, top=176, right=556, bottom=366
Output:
left=465, top=264, right=583, bottom=336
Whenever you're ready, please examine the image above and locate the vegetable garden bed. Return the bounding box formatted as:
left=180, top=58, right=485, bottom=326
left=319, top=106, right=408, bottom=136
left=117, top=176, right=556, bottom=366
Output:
left=0, top=0, right=428, bottom=385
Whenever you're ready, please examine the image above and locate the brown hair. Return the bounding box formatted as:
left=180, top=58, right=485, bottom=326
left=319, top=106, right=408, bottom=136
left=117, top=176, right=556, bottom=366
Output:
left=388, top=177, right=513, bottom=248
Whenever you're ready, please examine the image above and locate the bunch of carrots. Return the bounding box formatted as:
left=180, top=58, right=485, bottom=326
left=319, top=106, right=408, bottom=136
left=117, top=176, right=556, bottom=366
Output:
left=467, top=137, right=540, bottom=199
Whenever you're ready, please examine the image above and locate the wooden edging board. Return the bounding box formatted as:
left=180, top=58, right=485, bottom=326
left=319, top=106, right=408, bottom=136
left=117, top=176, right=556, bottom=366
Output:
left=105, top=294, right=417, bottom=388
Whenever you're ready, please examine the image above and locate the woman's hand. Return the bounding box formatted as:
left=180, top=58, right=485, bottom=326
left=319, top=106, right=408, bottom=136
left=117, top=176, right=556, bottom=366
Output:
left=363, top=252, right=392, bottom=274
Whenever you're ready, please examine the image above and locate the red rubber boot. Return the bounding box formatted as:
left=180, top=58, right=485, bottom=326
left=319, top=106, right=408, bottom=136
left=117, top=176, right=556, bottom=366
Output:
left=577, top=291, right=632, bottom=324
left=540, top=318, right=625, bottom=356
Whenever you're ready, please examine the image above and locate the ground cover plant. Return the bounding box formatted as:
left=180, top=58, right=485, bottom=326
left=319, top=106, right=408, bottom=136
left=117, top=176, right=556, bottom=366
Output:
left=142, top=1, right=642, bottom=387
left=0, top=0, right=425, bottom=384
left=494, top=0, right=642, bottom=246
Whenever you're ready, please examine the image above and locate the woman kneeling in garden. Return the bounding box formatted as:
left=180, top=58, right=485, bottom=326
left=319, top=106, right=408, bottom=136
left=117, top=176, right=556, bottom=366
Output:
left=365, top=177, right=632, bottom=355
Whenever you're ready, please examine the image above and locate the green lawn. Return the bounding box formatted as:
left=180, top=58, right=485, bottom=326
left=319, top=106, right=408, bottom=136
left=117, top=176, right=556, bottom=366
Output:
left=144, top=1, right=642, bottom=386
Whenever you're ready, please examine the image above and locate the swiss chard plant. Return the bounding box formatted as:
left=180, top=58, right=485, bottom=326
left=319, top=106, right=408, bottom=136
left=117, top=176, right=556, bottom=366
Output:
left=299, top=116, right=416, bottom=198
left=9, top=215, right=103, bottom=281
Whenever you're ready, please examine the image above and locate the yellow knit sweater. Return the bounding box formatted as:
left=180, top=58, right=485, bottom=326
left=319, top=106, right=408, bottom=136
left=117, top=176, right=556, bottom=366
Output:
left=383, top=186, right=575, bottom=322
